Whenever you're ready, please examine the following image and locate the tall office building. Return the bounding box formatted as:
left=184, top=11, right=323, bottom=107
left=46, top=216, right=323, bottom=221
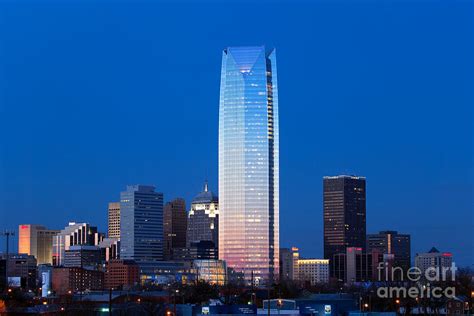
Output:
left=186, top=182, right=219, bottom=248
left=323, top=175, right=366, bottom=266
left=18, top=224, right=59, bottom=265
left=163, top=198, right=187, bottom=260
left=218, top=46, right=279, bottom=284
left=120, top=185, right=164, bottom=262
left=108, top=202, right=121, bottom=239
left=52, top=222, right=102, bottom=266
left=279, top=247, right=299, bottom=281
left=367, top=230, right=411, bottom=270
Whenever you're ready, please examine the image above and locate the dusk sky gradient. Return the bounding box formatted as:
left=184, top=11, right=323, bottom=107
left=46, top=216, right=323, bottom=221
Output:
left=0, top=0, right=472, bottom=265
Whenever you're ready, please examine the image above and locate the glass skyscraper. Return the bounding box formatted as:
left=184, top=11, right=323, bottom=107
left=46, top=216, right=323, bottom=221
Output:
left=323, top=175, right=366, bottom=274
left=120, top=185, right=164, bottom=262
left=218, top=46, right=279, bottom=285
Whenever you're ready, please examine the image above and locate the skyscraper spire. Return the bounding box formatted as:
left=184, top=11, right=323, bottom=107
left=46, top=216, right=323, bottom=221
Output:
left=204, top=180, right=208, bottom=192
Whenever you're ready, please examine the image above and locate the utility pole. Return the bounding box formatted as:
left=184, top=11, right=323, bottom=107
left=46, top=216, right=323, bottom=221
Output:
left=1, top=230, right=15, bottom=293
left=109, top=287, right=112, bottom=315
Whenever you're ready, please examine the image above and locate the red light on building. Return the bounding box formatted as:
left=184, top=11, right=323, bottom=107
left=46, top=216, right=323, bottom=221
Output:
left=442, top=253, right=452, bottom=257
left=21, top=225, right=29, bottom=229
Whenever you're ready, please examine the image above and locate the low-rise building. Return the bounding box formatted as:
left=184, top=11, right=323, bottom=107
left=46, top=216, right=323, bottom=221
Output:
left=52, top=267, right=104, bottom=295
left=104, top=259, right=139, bottom=290
left=64, top=245, right=102, bottom=269
left=1, top=254, right=37, bottom=290
left=193, top=259, right=226, bottom=285
left=415, top=247, right=454, bottom=281
left=297, top=259, right=330, bottom=285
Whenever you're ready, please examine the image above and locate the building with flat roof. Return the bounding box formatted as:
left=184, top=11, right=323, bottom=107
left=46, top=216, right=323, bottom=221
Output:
left=104, top=259, right=139, bottom=290
left=323, top=175, right=366, bottom=274
left=367, top=230, right=411, bottom=272
left=297, top=259, right=330, bottom=285
left=18, top=224, right=59, bottom=265
left=193, top=259, right=226, bottom=285
left=120, top=185, right=164, bottom=262
left=52, top=267, right=104, bottom=295
left=164, top=198, right=187, bottom=260
left=108, top=202, right=121, bottom=239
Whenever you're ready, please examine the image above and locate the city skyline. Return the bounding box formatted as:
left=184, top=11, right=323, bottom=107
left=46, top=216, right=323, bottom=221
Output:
left=0, top=1, right=472, bottom=267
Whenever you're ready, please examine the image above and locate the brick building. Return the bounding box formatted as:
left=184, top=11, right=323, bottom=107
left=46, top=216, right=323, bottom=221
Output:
left=104, top=260, right=139, bottom=290
left=52, top=267, right=104, bottom=295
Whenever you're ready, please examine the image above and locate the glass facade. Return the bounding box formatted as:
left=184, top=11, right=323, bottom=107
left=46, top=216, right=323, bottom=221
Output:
left=193, top=259, right=227, bottom=285
left=218, top=46, right=279, bottom=285
left=120, top=185, right=164, bottom=262
left=323, top=175, right=366, bottom=275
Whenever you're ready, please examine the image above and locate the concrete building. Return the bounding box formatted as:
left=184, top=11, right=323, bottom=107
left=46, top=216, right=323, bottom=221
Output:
left=120, top=185, right=164, bottom=262
left=297, top=259, right=330, bottom=285
left=415, top=247, right=454, bottom=281
left=52, top=222, right=103, bottom=266
left=164, top=198, right=187, bottom=260
left=18, top=224, right=59, bottom=265
left=108, top=202, right=121, bottom=239
left=280, top=247, right=329, bottom=285
left=98, top=237, right=120, bottom=261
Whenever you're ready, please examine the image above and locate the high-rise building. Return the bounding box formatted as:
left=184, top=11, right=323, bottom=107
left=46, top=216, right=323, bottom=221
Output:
left=120, top=185, right=164, bottom=262
left=323, top=175, right=366, bottom=266
left=164, top=198, right=187, bottom=260
left=367, top=230, right=411, bottom=270
left=218, top=46, right=280, bottom=285
left=52, top=222, right=103, bottom=266
left=186, top=182, right=219, bottom=249
left=108, top=202, right=121, bottom=239
left=18, top=224, right=59, bottom=265
left=279, top=247, right=299, bottom=281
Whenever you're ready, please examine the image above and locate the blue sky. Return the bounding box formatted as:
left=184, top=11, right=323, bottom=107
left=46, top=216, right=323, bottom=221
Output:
left=0, top=0, right=472, bottom=266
